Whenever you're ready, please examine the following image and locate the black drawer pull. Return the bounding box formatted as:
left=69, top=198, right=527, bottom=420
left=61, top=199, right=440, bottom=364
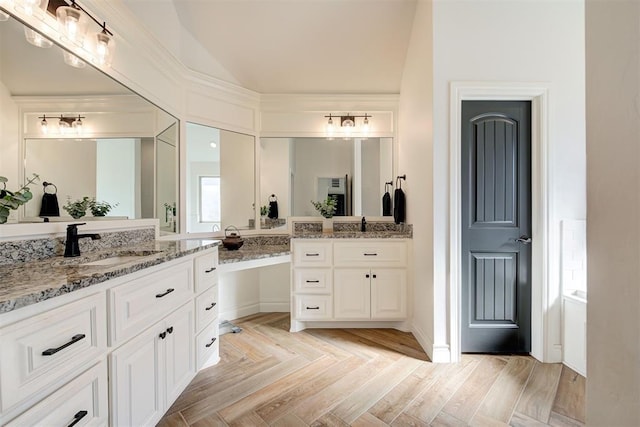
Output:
left=205, top=337, right=217, bottom=348
left=42, top=334, right=86, bottom=356
left=364, top=253, right=378, bottom=256
left=205, top=302, right=217, bottom=311
left=306, top=306, right=320, bottom=310
left=159, top=331, right=167, bottom=339
left=67, top=410, right=88, bottom=427
left=205, top=267, right=216, bottom=273
left=305, top=253, right=320, bottom=257
left=167, top=326, right=174, bottom=334
left=372, top=274, right=377, bottom=279
left=366, top=274, right=370, bottom=278
left=156, top=288, right=175, bottom=298
left=305, top=280, right=320, bottom=283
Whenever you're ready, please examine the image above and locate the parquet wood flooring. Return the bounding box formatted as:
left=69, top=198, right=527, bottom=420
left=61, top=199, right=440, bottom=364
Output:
left=159, top=313, right=585, bottom=427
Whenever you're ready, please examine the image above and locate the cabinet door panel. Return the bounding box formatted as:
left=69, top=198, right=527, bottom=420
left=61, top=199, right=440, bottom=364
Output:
left=334, top=269, right=371, bottom=319
left=110, top=324, right=164, bottom=427
left=164, top=303, right=195, bottom=406
left=371, top=269, right=407, bottom=319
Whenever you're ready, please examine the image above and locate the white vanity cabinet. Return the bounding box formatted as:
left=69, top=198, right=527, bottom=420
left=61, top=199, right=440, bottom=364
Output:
left=0, top=245, right=220, bottom=426
left=110, top=301, right=194, bottom=427
left=193, top=250, right=220, bottom=369
left=291, top=239, right=409, bottom=331
left=334, top=242, right=407, bottom=320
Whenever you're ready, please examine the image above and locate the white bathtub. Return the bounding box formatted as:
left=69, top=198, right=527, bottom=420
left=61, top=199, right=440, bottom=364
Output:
left=562, top=290, right=587, bottom=376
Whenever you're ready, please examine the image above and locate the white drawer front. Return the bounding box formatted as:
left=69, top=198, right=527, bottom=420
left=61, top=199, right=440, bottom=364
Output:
left=0, top=292, right=106, bottom=414
left=196, top=322, right=219, bottom=369
left=195, top=250, right=218, bottom=293
left=110, top=260, right=193, bottom=345
left=195, top=285, right=218, bottom=332
left=6, top=361, right=108, bottom=427
left=293, top=269, right=332, bottom=294
left=293, top=241, right=332, bottom=267
left=294, top=295, right=332, bottom=320
left=333, top=241, right=407, bottom=267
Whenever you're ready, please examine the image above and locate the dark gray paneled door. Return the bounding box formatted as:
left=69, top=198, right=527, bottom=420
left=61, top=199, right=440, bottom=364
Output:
left=461, top=101, right=531, bottom=353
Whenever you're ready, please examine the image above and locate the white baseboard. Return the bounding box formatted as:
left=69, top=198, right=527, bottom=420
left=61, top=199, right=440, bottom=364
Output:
left=412, top=323, right=451, bottom=363
left=220, top=303, right=260, bottom=322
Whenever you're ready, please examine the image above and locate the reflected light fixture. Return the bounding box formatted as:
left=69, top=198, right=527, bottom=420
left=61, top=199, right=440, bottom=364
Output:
left=324, top=113, right=372, bottom=139
left=24, top=26, right=53, bottom=47
left=18, top=0, right=48, bottom=16
left=62, top=50, right=86, bottom=68
left=56, top=1, right=88, bottom=45
left=0, top=10, right=9, bottom=21
left=209, top=141, right=217, bottom=148
left=39, top=114, right=85, bottom=134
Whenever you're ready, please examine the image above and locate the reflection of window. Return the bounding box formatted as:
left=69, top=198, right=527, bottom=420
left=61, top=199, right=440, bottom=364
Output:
left=199, top=176, right=220, bottom=223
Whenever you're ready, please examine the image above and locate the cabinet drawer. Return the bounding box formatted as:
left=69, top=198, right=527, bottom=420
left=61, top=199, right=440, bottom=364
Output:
left=0, top=292, right=106, bottom=414
left=109, top=260, right=193, bottom=345
left=333, top=241, right=407, bottom=267
left=6, top=361, right=108, bottom=427
left=195, top=250, right=219, bottom=293
left=293, top=268, right=332, bottom=294
left=195, top=285, right=218, bottom=332
left=294, top=295, right=332, bottom=320
left=196, top=322, right=219, bottom=369
left=293, top=241, right=332, bottom=267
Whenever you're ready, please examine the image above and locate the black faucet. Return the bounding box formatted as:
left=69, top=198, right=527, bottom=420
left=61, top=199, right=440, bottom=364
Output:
left=64, top=223, right=101, bottom=257
left=361, top=216, right=367, bottom=232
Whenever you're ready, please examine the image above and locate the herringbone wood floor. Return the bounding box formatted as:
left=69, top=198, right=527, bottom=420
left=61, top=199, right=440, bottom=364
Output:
left=158, top=313, right=585, bottom=427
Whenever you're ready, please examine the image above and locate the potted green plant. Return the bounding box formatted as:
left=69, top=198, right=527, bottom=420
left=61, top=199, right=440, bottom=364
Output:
left=89, top=198, right=118, bottom=217
left=0, top=174, right=39, bottom=224
left=63, top=196, right=91, bottom=219
left=310, top=197, right=338, bottom=218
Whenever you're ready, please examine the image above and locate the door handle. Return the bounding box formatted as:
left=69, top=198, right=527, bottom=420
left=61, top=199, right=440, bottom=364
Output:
left=516, top=236, right=532, bottom=244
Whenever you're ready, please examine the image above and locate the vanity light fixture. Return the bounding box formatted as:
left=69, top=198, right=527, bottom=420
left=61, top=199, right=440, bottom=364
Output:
left=324, top=113, right=372, bottom=139
left=53, top=0, right=116, bottom=66
left=39, top=114, right=84, bottom=134
left=62, top=50, right=86, bottom=68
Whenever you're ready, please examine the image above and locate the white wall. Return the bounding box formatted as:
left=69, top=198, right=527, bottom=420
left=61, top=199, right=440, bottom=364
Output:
left=397, top=0, right=435, bottom=358
left=399, top=0, right=586, bottom=362
left=260, top=138, right=291, bottom=217
left=96, top=138, right=139, bottom=218
left=585, top=0, right=640, bottom=423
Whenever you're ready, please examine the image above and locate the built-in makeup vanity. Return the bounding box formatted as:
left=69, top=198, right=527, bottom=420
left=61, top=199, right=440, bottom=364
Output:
left=0, top=220, right=220, bottom=426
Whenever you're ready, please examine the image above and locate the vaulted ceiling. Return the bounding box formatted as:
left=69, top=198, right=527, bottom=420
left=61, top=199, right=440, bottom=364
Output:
left=122, top=0, right=418, bottom=94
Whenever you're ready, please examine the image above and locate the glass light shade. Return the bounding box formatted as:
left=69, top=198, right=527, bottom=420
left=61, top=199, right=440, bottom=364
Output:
left=19, top=0, right=47, bottom=16
left=72, top=117, right=82, bottom=133
left=362, top=117, right=370, bottom=135
left=326, top=117, right=335, bottom=138
left=342, top=118, right=354, bottom=139
left=62, top=50, right=86, bottom=68
left=58, top=119, right=70, bottom=134
left=40, top=117, right=48, bottom=134
left=94, top=31, right=114, bottom=66
left=56, top=5, right=88, bottom=45
left=24, top=27, right=53, bottom=48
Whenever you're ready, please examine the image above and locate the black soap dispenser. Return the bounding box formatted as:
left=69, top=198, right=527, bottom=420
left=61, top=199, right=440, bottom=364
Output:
left=361, top=216, right=367, bottom=232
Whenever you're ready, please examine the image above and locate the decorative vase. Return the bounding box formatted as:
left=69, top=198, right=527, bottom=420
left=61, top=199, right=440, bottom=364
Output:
left=322, top=217, right=333, bottom=233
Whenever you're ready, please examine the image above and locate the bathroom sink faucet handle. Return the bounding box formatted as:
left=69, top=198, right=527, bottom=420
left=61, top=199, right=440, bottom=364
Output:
left=64, top=223, right=101, bottom=258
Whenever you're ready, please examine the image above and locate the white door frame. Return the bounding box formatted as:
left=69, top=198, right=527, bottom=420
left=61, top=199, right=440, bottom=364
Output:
left=449, top=82, right=553, bottom=363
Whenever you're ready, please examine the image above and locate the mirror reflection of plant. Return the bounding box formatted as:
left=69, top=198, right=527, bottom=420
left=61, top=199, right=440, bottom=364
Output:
left=89, top=198, right=118, bottom=217
left=260, top=205, right=268, bottom=217
left=63, top=196, right=91, bottom=219
left=0, top=174, right=40, bottom=224
left=310, top=197, right=338, bottom=218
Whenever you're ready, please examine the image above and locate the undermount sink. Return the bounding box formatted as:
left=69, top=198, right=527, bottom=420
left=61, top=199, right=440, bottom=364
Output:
left=81, top=255, right=147, bottom=266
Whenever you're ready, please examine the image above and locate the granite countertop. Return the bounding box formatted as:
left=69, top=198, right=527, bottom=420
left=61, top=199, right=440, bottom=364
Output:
left=218, top=244, right=290, bottom=263
left=292, top=230, right=413, bottom=239
left=0, top=239, right=219, bottom=314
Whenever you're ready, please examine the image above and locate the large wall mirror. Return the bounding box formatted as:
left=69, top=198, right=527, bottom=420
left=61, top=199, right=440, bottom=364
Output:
left=185, top=122, right=255, bottom=233
left=260, top=137, right=393, bottom=222
left=0, top=13, right=179, bottom=233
